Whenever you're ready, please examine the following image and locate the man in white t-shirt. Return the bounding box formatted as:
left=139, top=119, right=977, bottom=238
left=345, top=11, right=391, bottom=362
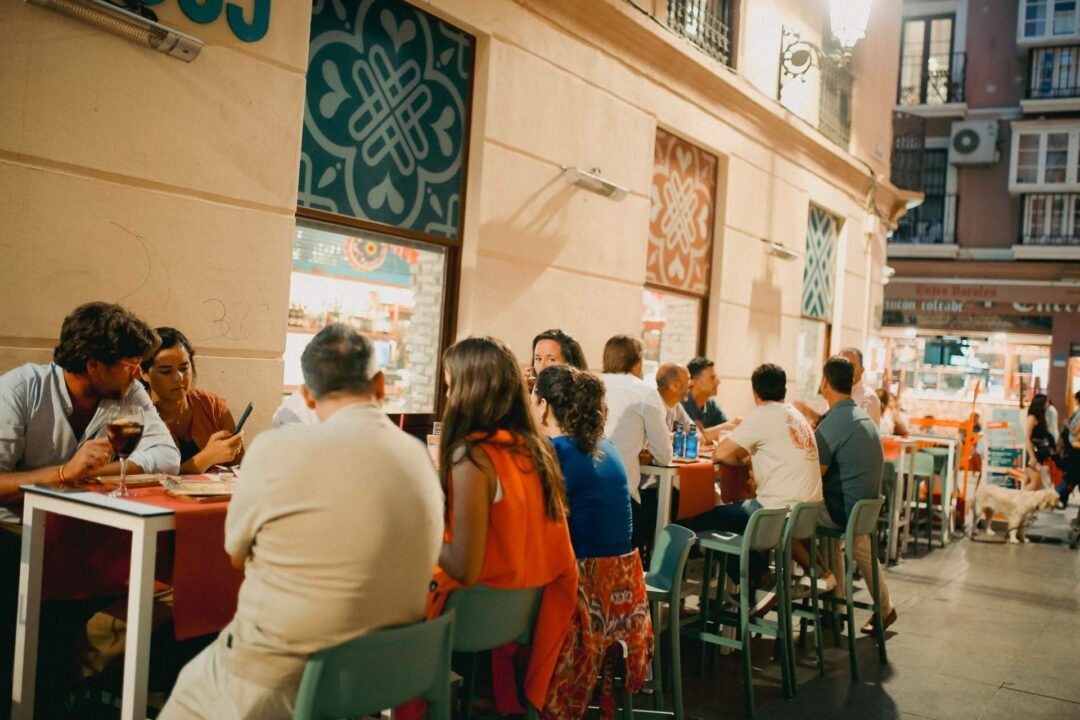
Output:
left=695, top=363, right=822, bottom=586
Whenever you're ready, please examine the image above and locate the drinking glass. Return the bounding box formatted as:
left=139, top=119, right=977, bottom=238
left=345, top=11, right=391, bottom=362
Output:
left=103, top=404, right=145, bottom=498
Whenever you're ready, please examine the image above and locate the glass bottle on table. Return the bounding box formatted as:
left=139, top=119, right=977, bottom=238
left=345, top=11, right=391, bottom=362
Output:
left=673, top=423, right=686, bottom=459
left=685, top=424, right=699, bottom=459
left=103, top=404, right=145, bottom=497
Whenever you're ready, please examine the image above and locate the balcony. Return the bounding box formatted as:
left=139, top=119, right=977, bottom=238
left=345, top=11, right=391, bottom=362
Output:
left=897, top=51, right=966, bottom=113
left=892, top=194, right=957, bottom=244
left=667, top=0, right=733, bottom=67
left=1023, top=45, right=1080, bottom=112
left=818, top=54, right=853, bottom=150
left=1016, top=193, right=1080, bottom=259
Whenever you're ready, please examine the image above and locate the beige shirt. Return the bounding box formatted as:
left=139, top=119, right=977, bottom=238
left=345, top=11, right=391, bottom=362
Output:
left=728, top=402, right=822, bottom=509
left=223, top=402, right=444, bottom=688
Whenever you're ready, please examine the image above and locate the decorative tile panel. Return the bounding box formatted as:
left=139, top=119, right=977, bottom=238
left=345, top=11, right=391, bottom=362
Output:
left=648, top=129, right=717, bottom=295
left=802, top=206, right=838, bottom=321
left=299, top=0, right=473, bottom=240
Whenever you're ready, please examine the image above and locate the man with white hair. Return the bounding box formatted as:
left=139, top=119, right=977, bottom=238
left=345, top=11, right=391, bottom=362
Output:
left=796, top=347, right=881, bottom=428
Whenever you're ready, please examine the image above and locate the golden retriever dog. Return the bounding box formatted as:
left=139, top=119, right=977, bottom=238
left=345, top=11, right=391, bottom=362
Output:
left=973, top=485, right=1063, bottom=544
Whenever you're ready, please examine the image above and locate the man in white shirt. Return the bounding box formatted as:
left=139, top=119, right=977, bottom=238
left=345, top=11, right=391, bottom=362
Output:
left=702, top=364, right=822, bottom=588
left=601, top=335, right=672, bottom=558
left=795, top=347, right=881, bottom=428
left=656, top=363, right=693, bottom=433
left=162, top=325, right=444, bottom=719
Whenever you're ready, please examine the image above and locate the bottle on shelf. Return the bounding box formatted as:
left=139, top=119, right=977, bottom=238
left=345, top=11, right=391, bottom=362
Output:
left=673, top=423, right=686, bottom=459
left=427, top=421, right=442, bottom=468
left=685, top=424, right=699, bottom=459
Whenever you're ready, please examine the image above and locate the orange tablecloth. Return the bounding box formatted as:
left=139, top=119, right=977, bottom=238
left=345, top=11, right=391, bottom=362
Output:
left=673, top=461, right=754, bottom=521
left=42, top=486, right=242, bottom=640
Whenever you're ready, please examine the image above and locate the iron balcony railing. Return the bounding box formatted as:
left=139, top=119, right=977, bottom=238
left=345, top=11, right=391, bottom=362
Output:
left=897, top=51, right=966, bottom=105
left=1028, top=45, right=1080, bottom=99
left=890, top=111, right=928, bottom=191
left=1020, top=193, right=1080, bottom=245
left=818, top=54, right=853, bottom=149
left=667, top=0, right=733, bottom=67
left=891, top=194, right=957, bottom=244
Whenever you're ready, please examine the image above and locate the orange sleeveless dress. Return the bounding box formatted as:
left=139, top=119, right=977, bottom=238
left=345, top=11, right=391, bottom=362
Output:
left=427, top=430, right=579, bottom=711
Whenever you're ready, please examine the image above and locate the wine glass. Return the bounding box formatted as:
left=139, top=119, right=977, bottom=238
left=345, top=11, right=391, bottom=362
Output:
left=103, top=404, right=145, bottom=498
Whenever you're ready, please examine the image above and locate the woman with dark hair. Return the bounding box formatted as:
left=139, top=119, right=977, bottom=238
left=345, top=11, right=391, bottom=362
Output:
left=142, top=327, right=244, bottom=473
left=532, top=328, right=588, bottom=376
left=532, top=365, right=652, bottom=720
left=427, top=336, right=577, bottom=716
left=532, top=365, right=631, bottom=558
left=1025, top=394, right=1054, bottom=490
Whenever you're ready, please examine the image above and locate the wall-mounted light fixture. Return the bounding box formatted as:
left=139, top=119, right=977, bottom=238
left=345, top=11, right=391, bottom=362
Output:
left=560, top=166, right=628, bottom=201
left=27, top=0, right=203, bottom=62
left=780, top=0, right=872, bottom=81
left=764, top=240, right=799, bottom=260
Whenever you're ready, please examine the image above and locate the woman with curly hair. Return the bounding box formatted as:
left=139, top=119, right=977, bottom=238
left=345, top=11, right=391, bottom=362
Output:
left=532, top=365, right=651, bottom=720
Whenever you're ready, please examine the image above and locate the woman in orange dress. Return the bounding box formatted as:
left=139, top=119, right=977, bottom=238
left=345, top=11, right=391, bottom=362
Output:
left=430, top=336, right=578, bottom=715
left=141, top=327, right=244, bottom=473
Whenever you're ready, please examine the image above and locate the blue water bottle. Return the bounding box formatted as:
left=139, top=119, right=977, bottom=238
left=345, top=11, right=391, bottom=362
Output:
left=673, top=423, right=686, bottom=459
left=685, top=424, right=699, bottom=459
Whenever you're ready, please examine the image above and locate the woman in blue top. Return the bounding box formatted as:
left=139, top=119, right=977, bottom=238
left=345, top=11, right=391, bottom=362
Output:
left=531, top=364, right=632, bottom=558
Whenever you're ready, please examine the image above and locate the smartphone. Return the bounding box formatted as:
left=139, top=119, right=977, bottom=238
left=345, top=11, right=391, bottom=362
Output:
left=233, top=402, right=254, bottom=434
left=710, top=531, right=738, bottom=541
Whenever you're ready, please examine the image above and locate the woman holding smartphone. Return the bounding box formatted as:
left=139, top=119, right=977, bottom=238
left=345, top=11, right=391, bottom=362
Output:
left=142, top=327, right=245, bottom=473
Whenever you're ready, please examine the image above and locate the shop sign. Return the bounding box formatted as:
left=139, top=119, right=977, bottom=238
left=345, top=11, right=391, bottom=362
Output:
left=144, top=0, right=271, bottom=42
left=886, top=280, right=1080, bottom=306
left=881, top=307, right=1052, bottom=333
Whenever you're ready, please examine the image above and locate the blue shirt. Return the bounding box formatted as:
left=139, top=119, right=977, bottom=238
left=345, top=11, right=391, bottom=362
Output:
left=814, top=398, right=883, bottom=527
left=0, top=363, right=180, bottom=479
left=681, top=397, right=727, bottom=428
left=551, top=436, right=633, bottom=559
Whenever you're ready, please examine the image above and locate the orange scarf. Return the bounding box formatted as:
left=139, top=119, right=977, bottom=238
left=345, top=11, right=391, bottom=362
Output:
left=427, top=430, right=578, bottom=710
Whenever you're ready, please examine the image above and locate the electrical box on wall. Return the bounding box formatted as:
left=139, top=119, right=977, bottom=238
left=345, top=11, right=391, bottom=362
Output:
left=950, top=120, right=999, bottom=165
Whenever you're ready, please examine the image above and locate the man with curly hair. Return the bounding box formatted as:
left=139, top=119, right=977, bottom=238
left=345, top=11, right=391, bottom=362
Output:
left=0, top=302, right=179, bottom=497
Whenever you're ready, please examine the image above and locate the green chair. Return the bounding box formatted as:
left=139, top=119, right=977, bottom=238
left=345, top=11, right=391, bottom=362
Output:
left=816, top=497, right=889, bottom=681
left=443, top=585, right=542, bottom=720
left=693, top=506, right=790, bottom=718
left=778, top=502, right=825, bottom=693
left=644, top=523, right=697, bottom=720
left=293, top=611, right=455, bottom=720
left=909, top=451, right=937, bottom=555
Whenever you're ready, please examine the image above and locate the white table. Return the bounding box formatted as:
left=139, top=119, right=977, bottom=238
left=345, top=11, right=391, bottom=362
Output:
left=886, top=437, right=918, bottom=563
left=12, top=485, right=176, bottom=720
left=642, top=464, right=680, bottom=552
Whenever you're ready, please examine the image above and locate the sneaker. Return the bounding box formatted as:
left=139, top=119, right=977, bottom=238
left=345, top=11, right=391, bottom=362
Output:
left=751, top=590, right=778, bottom=617
left=799, top=572, right=837, bottom=593
left=790, top=583, right=812, bottom=600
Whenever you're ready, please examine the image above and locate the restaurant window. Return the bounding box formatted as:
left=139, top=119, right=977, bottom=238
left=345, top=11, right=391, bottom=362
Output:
left=1009, top=125, right=1080, bottom=191
left=642, top=129, right=718, bottom=379
left=802, top=205, right=838, bottom=323
left=294, top=0, right=474, bottom=422
left=287, top=220, right=447, bottom=413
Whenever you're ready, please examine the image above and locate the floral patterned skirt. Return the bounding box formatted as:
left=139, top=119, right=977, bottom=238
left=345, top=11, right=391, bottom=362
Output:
left=542, top=551, right=654, bottom=720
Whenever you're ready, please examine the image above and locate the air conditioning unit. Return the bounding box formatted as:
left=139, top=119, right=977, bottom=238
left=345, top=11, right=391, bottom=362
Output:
left=950, top=120, right=999, bottom=165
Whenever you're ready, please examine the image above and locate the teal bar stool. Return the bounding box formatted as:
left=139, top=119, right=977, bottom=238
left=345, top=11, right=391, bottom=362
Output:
left=644, top=523, right=697, bottom=720
left=293, top=611, right=455, bottom=720
left=909, top=451, right=937, bottom=555
left=816, top=497, right=889, bottom=681
left=693, top=506, right=790, bottom=718
left=443, top=585, right=542, bottom=720
left=778, top=502, right=825, bottom=692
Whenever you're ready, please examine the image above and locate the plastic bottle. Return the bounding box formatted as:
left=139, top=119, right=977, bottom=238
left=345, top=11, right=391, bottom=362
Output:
left=427, top=421, right=442, bottom=468
left=685, top=424, right=699, bottom=459
left=673, top=423, right=686, bottom=459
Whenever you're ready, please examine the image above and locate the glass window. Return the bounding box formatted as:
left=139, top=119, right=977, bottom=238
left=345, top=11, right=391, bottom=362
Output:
left=287, top=220, right=446, bottom=413
left=1045, top=132, right=1070, bottom=182
left=1054, top=0, right=1077, bottom=34
left=1028, top=195, right=1046, bottom=238
left=795, top=319, right=829, bottom=406
left=1026, top=0, right=1048, bottom=37
left=641, top=289, right=701, bottom=382
left=1016, top=134, right=1041, bottom=184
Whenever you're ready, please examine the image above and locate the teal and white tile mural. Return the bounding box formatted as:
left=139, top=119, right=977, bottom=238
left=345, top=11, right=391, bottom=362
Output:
left=299, top=0, right=473, bottom=239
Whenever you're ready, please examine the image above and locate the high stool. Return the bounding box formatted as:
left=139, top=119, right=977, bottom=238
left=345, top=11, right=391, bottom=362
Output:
left=644, top=524, right=697, bottom=720
left=778, top=502, right=825, bottom=692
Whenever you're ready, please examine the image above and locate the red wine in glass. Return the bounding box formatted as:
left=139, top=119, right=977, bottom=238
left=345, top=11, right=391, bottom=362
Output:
left=107, top=420, right=144, bottom=457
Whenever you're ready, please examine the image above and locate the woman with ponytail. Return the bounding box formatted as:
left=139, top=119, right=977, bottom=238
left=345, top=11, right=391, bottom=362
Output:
left=532, top=365, right=651, bottom=720
left=425, top=336, right=578, bottom=717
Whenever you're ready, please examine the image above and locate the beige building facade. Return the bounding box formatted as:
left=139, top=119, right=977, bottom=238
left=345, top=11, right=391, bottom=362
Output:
left=1, top=0, right=908, bottom=434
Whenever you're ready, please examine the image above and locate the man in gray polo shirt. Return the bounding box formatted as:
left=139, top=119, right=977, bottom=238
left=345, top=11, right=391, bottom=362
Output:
left=815, top=355, right=896, bottom=635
